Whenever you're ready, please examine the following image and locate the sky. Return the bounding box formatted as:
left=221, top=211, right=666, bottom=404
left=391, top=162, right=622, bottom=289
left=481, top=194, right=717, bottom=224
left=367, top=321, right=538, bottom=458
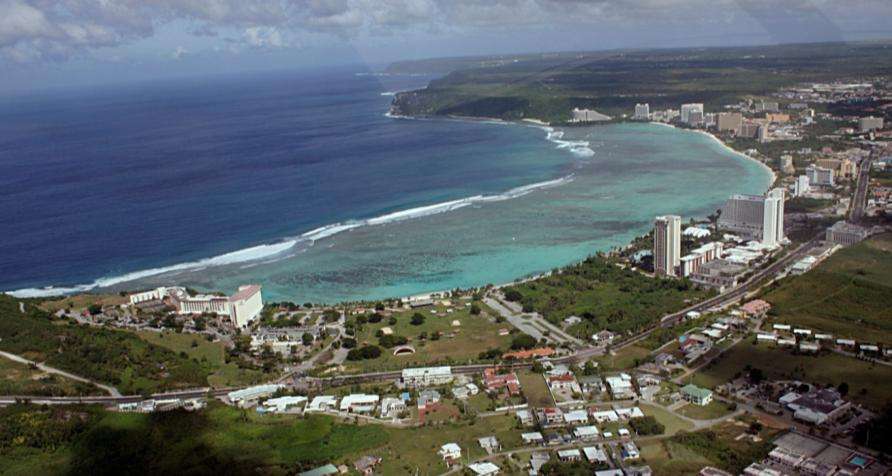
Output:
left=2, top=0, right=892, bottom=94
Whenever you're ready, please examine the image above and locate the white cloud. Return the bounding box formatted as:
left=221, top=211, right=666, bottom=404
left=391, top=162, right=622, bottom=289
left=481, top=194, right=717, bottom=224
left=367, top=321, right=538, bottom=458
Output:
left=0, top=0, right=890, bottom=64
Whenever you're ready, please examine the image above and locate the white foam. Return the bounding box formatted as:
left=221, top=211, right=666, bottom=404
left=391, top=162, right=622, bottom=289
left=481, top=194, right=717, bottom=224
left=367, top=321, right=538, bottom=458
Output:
left=6, top=174, right=574, bottom=298
left=541, top=126, right=595, bottom=158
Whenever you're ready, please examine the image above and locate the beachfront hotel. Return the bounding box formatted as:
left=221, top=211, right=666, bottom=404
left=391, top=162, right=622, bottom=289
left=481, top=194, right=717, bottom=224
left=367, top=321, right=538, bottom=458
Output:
left=130, top=284, right=264, bottom=329
left=653, top=215, right=681, bottom=277
left=719, top=188, right=785, bottom=246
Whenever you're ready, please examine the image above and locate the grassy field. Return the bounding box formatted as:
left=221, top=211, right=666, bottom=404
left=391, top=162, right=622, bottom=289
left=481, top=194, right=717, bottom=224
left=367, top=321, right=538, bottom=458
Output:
left=0, top=296, right=209, bottom=395
left=516, top=370, right=553, bottom=407
left=0, top=357, right=101, bottom=397
left=638, top=439, right=711, bottom=475
left=136, top=331, right=264, bottom=387
left=637, top=403, right=695, bottom=435
left=667, top=418, right=780, bottom=474
left=761, top=233, right=892, bottom=344
left=374, top=414, right=523, bottom=475
left=37, top=293, right=128, bottom=314
left=0, top=403, right=389, bottom=475
left=598, top=344, right=652, bottom=370
left=504, top=256, right=711, bottom=337
left=677, top=401, right=735, bottom=421
left=343, top=303, right=513, bottom=373
left=691, top=341, right=892, bottom=411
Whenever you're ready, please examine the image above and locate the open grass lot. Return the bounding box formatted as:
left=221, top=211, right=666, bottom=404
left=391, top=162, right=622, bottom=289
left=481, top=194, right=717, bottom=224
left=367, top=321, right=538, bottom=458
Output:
left=0, top=403, right=389, bottom=475
left=374, top=414, right=523, bottom=475
left=0, top=296, right=209, bottom=395
left=37, top=293, right=127, bottom=314
left=692, top=341, right=892, bottom=411
left=638, top=439, right=711, bottom=475
left=516, top=370, right=553, bottom=407
left=598, top=344, right=652, bottom=370
left=504, top=256, right=711, bottom=338
left=667, top=417, right=780, bottom=475
left=762, top=233, right=892, bottom=344
left=677, top=401, right=735, bottom=421
left=136, top=331, right=264, bottom=387
left=343, top=304, right=513, bottom=373
left=0, top=357, right=101, bottom=397
left=637, top=403, right=695, bottom=435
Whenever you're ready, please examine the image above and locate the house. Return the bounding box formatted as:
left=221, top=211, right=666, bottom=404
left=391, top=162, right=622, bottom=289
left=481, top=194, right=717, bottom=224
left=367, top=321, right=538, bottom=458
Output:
left=583, top=445, right=609, bottom=464
left=605, top=374, right=635, bottom=399
left=417, top=389, right=441, bottom=409
left=468, top=462, right=500, bottom=476
left=618, top=428, right=630, bottom=437
left=621, top=440, right=641, bottom=460
left=578, top=375, right=604, bottom=395
left=595, top=471, right=624, bottom=476
left=615, top=407, right=645, bottom=419
left=483, top=367, right=521, bottom=395
left=573, top=425, right=600, bottom=440
left=502, top=347, right=555, bottom=360
left=521, top=432, right=545, bottom=445
left=478, top=436, right=500, bottom=454
left=438, top=443, right=461, bottom=465
left=563, top=409, right=589, bottom=425
left=557, top=449, right=582, bottom=462
left=626, top=465, right=654, bottom=476
left=516, top=409, right=535, bottom=426
left=402, top=366, right=453, bottom=387
left=592, top=330, right=616, bottom=343
left=681, top=384, right=713, bottom=406
left=786, top=388, right=850, bottom=425
left=353, top=456, right=381, bottom=476
left=339, top=394, right=379, bottom=413
left=380, top=397, right=406, bottom=419
left=306, top=396, right=338, bottom=412
left=590, top=409, right=619, bottom=423
left=547, top=374, right=582, bottom=394
left=538, top=407, right=564, bottom=426
left=529, top=452, right=551, bottom=475
left=740, top=299, right=771, bottom=318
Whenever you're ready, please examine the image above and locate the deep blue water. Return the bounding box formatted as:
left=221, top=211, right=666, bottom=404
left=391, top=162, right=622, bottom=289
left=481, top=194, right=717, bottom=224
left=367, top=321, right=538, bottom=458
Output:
left=0, top=67, right=572, bottom=294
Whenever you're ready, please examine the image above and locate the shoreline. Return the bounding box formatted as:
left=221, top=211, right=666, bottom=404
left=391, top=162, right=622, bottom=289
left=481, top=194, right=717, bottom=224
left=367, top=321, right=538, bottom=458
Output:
left=8, top=115, right=778, bottom=305
left=649, top=121, right=778, bottom=191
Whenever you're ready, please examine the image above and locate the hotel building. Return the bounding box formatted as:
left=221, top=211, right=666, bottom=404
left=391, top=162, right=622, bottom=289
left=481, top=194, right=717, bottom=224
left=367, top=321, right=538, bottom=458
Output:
left=654, top=215, right=681, bottom=277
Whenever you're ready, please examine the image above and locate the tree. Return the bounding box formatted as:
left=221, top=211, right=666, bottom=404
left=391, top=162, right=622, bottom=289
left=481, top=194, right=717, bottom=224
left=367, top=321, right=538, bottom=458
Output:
left=629, top=416, right=665, bottom=435
left=510, top=334, right=537, bottom=350
left=411, top=313, right=425, bottom=326
left=341, top=337, right=357, bottom=349
left=504, top=289, right=523, bottom=302
left=301, top=332, right=314, bottom=346
left=470, top=303, right=481, bottom=315
left=87, top=304, right=103, bottom=316
left=707, top=208, right=723, bottom=235
left=347, top=345, right=382, bottom=361
left=837, top=381, right=849, bottom=396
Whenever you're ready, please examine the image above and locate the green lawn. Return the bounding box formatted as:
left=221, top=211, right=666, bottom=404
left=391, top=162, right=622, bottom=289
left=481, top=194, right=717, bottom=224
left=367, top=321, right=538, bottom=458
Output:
left=598, top=344, right=652, bottom=370
left=638, top=439, right=710, bottom=475
left=668, top=418, right=780, bottom=474
left=692, top=341, right=892, bottom=411
left=505, top=256, right=711, bottom=338
left=136, top=331, right=264, bottom=388
left=762, top=233, right=892, bottom=344
left=343, top=304, right=513, bottom=373
left=678, top=401, right=735, bottom=421
left=0, top=357, right=101, bottom=397
left=516, top=370, right=553, bottom=407
left=638, top=403, right=695, bottom=435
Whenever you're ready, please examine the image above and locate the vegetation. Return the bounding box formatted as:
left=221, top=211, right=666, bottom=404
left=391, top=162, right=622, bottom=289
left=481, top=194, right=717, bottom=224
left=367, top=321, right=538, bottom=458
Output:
left=0, top=403, right=387, bottom=475
left=692, top=342, right=892, bottom=411
left=784, top=197, right=834, bottom=213
left=504, top=256, right=710, bottom=338
left=629, top=415, right=665, bottom=435
left=390, top=42, right=892, bottom=122
left=761, top=233, right=892, bottom=344
left=0, top=296, right=209, bottom=394
left=671, top=427, right=774, bottom=474
left=0, top=358, right=100, bottom=397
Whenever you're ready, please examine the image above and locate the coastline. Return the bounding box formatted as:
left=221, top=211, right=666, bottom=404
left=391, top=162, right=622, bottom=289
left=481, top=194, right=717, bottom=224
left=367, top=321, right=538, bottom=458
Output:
left=9, top=114, right=777, bottom=305
left=649, top=121, right=778, bottom=191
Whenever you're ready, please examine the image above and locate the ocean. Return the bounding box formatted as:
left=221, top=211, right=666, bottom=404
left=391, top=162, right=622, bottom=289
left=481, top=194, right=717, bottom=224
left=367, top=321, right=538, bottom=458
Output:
left=0, top=66, right=772, bottom=303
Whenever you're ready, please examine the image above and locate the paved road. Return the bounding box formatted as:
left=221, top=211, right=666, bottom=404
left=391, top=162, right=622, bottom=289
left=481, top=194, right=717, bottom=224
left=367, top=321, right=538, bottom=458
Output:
left=484, top=295, right=582, bottom=346
left=0, top=350, right=122, bottom=397
left=850, top=156, right=872, bottom=223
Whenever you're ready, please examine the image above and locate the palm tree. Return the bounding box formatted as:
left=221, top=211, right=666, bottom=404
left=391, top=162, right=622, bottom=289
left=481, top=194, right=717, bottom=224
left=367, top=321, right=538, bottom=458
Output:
left=707, top=209, right=722, bottom=236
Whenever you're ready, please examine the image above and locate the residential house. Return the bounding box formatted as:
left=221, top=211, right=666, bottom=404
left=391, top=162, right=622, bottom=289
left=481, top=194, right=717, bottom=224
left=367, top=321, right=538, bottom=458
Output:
left=353, top=456, right=382, bottom=476
left=468, top=462, right=500, bottom=476
left=483, top=368, right=521, bottom=396
left=681, top=384, right=713, bottom=406
left=557, top=449, right=582, bottom=462
left=438, top=443, right=462, bottom=466
left=478, top=436, right=501, bottom=454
